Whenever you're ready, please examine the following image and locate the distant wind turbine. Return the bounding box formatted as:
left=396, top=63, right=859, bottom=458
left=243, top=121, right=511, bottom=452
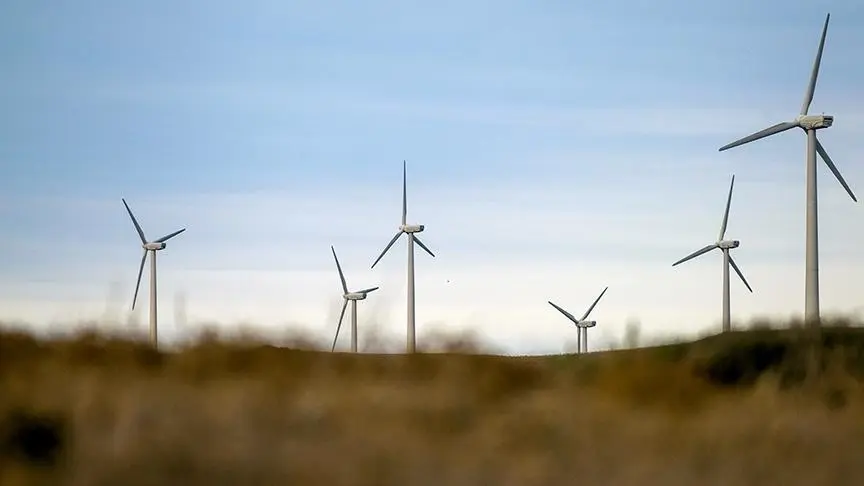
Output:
left=330, top=245, right=379, bottom=353
left=718, top=13, right=855, bottom=325
left=548, top=287, right=608, bottom=354
left=174, top=290, right=188, bottom=334
left=371, top=160, right=436, bottom=354
left=672, top=175, right=753, bottom=333
left=122, top=198, right=186, bottom=350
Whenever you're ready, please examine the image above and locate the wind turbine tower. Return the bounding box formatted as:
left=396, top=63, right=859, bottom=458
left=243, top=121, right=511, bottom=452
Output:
left=548, top=287, right=608, bottom=354
left=718, top=13, right=856, bottom=326
left=330, top=245, right=379, bottom=353
left=122, top=198, right=186, bottom=350
left=672, top=175, right=753, bottom=332
left=371, top=160, right=436, bottom=354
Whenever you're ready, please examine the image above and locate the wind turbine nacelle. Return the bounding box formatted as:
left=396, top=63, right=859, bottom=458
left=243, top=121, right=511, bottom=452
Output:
left=577, top=320, right=597, bottom=328
left=345, top=292, right=367, bottom=300
left=143, top=242, right=167, bottom=251
left=401, top=224, right=424, bottom=233
left=797, top=114, right=833, bottom=130
left=717, top=240, right=740, bottom=250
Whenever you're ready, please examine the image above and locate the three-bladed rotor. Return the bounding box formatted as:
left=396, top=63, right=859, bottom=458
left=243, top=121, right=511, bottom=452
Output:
left=672, top=175, right=753, bottom=292
left=547, top=286, right=608, bottom=328
left=371, top=160, right=436, bottom=269
left=122, top=198, right=186, bottom=310
left=331, top=245, right=379, bottom=352
left=718, top=13, right=856, bottom=203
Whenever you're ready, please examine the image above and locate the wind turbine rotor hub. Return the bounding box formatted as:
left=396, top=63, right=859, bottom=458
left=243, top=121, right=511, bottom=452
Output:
left=401, top=224, right=425, bottom=233
left=143, top=242, right=167, bottom=251
left=796, top=114, right=833, bottom=130
left=717, top=240, right=740, bottom=250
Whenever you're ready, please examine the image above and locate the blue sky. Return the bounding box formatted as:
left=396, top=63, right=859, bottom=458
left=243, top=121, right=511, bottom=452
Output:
left=1, top=0, right=863, bottom=353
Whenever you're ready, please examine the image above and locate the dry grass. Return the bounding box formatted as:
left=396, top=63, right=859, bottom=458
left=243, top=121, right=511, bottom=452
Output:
left=3, top=322, right=864, bottom=485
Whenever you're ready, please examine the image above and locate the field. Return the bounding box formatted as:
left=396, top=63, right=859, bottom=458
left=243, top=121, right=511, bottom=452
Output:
left=3, top=321, right=864, bottom=485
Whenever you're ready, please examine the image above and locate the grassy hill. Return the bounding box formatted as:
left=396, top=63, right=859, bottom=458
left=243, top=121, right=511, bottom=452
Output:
left=2, top=324, right=864, bottom=485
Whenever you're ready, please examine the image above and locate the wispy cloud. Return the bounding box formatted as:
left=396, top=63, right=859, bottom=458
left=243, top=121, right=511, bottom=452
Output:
left=26, top=73, right=864, bottom=139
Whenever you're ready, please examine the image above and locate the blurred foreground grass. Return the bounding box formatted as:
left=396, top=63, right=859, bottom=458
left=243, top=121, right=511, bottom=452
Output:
left=2, top=321, right=864, bottom=485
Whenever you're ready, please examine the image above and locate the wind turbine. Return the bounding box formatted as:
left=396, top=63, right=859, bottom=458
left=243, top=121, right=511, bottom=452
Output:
left=548, top=287, right=608, bottom=354
left=122, top=198, right=186, bottom=350
left=371, top=160, right=435, bottom=354
left=330, top=245, right=379, bottom=353
left=672, top=175, right=753, bottom=333
left=718, top=13, right=856, bottom=326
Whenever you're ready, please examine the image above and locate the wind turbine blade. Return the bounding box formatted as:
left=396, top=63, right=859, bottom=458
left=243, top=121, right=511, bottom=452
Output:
left=402, top=160, right=407, bottom=226
left=155, top=228, right=186, bottom=243
left=358, top=286, right=379, bottom=294
left=331, top=245, right=349, bottom=294
left=580, top=286, right=608, bottom=321
left=718, top=175, right=735, bottom=241
left=132, top=250, right=147, bottom=310
left=815, top=137, right=857, bottom=202
left=547, top=301, right=579, bottom=325
left=728, top=255, right=753, bottom=293
left=672, top=244, right=719, bottom=267
left=718, top=122, right=798, bottom=152
left=413, top=235, right=435, bottom=258
left=330, top=299, right=349, bottom=352
left=122, top=198, right=148, bottom=244
left=800, top=13, right=830, bottom=116
left=371, top=231, right=403, bottom=269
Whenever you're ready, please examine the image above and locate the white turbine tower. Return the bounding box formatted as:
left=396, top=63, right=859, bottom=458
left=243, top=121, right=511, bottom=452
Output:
left=672, top=175, right=753, bottom=333
left=122, top=198, right=186, bottom=350
left=718, top=13, right=856, bottom=326
left=330, top=245, right=379, bottom=353
left=548, top=287, right=608, bottom=354
left=371, top=160, right=435, bottom=354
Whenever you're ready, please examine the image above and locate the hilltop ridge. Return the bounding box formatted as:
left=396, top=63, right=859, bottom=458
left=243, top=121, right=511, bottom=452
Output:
left=2, top=324, right=864, bottom=485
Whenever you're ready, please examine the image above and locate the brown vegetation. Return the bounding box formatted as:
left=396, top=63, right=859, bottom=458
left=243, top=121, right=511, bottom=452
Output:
left=2, top=321, right=864, bottom=485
